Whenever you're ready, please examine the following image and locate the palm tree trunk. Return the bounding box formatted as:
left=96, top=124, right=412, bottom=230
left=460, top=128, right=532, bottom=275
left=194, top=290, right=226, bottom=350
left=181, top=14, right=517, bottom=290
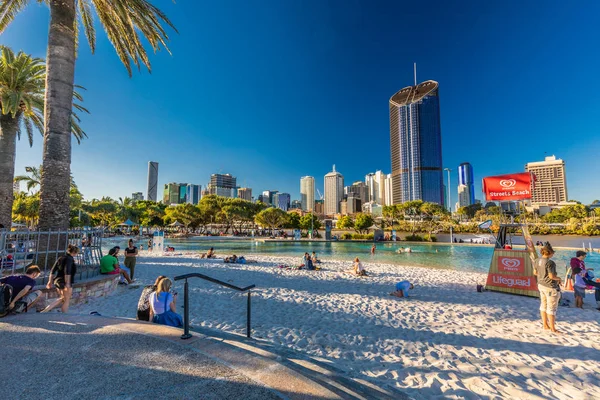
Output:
left=38, top=0, right=77, bottom=231
left=0, top=114, right=19, bottom=230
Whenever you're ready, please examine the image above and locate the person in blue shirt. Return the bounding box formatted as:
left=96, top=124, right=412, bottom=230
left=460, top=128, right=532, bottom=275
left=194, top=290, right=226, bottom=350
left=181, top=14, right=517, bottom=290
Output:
left=390, top=280, right=414, bottom=298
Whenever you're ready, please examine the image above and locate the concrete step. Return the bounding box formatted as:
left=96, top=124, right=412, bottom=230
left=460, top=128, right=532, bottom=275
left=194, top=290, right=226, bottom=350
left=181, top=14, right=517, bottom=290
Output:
left=2, top=313, right=408, bottom=400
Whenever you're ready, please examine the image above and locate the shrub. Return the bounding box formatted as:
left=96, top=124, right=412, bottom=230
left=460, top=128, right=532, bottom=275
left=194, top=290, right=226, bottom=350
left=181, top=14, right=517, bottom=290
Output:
left=405, top=234, right=424, bottom=241
left=341, top=232, right=353, bottom=240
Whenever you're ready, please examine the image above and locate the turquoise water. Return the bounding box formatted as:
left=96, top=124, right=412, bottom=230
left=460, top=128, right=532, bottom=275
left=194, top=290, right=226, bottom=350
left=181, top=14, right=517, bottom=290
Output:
left=103, top=237, right=599, bottom=274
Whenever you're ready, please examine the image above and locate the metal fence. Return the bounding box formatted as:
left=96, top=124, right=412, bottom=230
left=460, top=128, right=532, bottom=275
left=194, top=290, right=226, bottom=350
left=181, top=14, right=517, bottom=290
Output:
left=0, top=228, right=105, bottom=285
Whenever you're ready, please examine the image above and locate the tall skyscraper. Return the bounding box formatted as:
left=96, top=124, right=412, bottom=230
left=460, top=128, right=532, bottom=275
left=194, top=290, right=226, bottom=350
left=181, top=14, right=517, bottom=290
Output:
left=384, top=174, right=393, bottom=206
left=186, top=184, right=201, bottom=205
left=300, top=176, right=315, bottom=212
left=526, top=155, right=568, bottom=204
left=457, top=162, right=475, bottom=206
left=261, top=190, right=277, bottom=206
left=237, top=187, right=252, bottom=201
left=324, top=165, right=344, bottom=215
left=273, top=193, right=291, bottom=211
left=389, top=80, right=444, bottom=205
left=147, top=161, right=159, bottom=202
left=208, top=173, right=237, bottom=198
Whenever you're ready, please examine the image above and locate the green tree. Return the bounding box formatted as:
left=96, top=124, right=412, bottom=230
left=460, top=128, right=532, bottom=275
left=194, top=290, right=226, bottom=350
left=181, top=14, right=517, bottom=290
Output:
left=382, top=204, right=402, bottom=228
left=0, top=0, right=176, bottom=230
left=354, top=213, right=374, bottom=234
left=285, top=212, right=301, bottom=229
left=336, top=215, right=354, bottom=230
left=255, top=207, right=287, bottom=231
left=299, top=213, right=322, bottom=233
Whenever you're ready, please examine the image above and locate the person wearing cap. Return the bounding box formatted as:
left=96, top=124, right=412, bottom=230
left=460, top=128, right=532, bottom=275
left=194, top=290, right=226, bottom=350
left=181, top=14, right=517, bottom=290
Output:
left=533, top=243, right=562, bottom=333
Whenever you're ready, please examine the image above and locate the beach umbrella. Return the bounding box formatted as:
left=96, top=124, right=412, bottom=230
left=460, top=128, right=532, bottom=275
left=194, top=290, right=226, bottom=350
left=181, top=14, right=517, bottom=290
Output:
left=170, top=220, right=185, bottom=227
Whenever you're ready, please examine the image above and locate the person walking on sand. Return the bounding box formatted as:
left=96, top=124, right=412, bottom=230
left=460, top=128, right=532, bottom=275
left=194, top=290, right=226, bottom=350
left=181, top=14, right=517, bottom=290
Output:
left=533, top=243, right=562, bottom=333
left=124, top=239, right=139, bottom=280
left=42, top=245, right=79, bottom=313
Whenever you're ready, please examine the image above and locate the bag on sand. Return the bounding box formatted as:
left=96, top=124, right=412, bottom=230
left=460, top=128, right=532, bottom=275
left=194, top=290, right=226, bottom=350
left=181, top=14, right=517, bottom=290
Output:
left=0, top=283, right=13, bottom=317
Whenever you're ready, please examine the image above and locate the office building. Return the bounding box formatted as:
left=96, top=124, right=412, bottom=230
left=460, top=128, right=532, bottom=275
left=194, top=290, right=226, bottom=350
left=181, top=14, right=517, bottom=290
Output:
left=457, top=162, right=475, bottom=206
left=186, top=184, right=201, bottom=205
left=237, top=187, right=252, bottom=201
left=178, top=184, right=187, bottom=204
left=132, top=192, right=144, bottom=201
left=340, top=200, right=348, bottom=216
left=207, top=173, right=237, bottom=198
left=290, top=200, right=302, bottom=209
left=384, top=174, right=393, bottom=206
left=346, top=181, right=368, bottom=204
left=346, top=196, right=362, bottom=215
left=526, top=155, right=568, bottom=204
left=147, top=161, right=159, bottom=202
left=261, top=190, right=278, bottom=206
left=300, top=176, right=315, bottom=212
left=365, top=171, right=387, bottom=205
left=163, top=183, right=180, bottom=205
left=324, top=165, right=344, bottom=215
left=389, top=80, right=444, bottom=205
left=274, top=193, right=291, bottom=211
left=314, top=200, right=324, bottom=215
left=363, top=201, right=383, bottom=217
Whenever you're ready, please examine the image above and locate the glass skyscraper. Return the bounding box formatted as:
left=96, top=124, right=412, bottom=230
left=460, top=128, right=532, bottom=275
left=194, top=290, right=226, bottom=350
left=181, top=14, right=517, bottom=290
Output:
left=389, top=80, right=444, bottom=205
left=457, top=162, right=475, bottom=205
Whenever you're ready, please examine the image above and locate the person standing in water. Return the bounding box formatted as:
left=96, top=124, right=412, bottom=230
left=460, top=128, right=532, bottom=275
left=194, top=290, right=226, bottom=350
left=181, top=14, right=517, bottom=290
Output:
left=371, top=244, right=376, bottom=254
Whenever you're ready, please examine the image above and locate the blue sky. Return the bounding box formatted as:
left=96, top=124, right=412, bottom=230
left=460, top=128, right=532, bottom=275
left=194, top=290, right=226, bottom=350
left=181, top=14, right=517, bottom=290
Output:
left=3, top=0, right=600, bottom=203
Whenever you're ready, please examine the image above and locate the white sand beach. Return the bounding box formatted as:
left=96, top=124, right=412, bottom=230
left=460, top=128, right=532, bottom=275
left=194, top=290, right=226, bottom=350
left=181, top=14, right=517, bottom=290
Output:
left=72, top=252, right=600, bottom=399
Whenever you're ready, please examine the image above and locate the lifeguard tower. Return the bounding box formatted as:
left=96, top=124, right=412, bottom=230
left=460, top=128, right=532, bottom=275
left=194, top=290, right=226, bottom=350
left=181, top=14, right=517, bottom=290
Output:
left=485, top=223, right=539, bottom=297
left=482, top=172, right=539, bottom=297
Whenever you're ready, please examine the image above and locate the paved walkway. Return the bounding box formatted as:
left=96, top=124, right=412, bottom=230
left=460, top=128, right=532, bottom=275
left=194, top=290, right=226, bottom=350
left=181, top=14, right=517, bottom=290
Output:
left=1, top=314, right=405, bottom=400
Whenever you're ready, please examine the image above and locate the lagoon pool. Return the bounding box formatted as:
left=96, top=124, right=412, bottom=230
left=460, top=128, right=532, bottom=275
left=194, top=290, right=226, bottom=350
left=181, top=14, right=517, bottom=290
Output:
left=103, top=237, right=599, bottom=274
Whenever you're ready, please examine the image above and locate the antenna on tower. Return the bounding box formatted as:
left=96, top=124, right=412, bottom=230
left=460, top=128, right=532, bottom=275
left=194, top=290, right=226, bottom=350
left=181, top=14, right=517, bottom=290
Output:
left=413, top=63, right=417, bottom=86
left=332, top=164, right=336, bottom=172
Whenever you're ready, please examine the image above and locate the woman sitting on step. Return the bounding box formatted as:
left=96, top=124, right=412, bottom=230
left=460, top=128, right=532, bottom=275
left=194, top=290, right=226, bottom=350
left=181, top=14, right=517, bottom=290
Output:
left=136, top=275, right=166, bottom=321
left=149, top=278, right=183, bottom=328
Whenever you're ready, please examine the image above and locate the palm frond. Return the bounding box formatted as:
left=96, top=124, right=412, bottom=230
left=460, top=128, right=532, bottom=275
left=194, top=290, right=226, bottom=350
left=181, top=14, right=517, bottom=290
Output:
left=0, top=0, right=28, bottom=34
left=91, top=0, right=176, bottom=76
left=78, top=0, right=96, bottom=53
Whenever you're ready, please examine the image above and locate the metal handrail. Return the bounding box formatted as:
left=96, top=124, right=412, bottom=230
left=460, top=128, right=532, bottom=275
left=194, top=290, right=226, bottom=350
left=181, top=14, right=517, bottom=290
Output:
left=174, top=273, right=256, bottom=339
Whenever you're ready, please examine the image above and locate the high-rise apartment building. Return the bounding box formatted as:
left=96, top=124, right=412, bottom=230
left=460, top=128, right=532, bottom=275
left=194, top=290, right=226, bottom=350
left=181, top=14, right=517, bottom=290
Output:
left=147, top=161, right=159, bottom=202
left=526, top=155, right=568, bottom=204
left=457, top=162, right=475, bottom=206
left=300, top=176, right=315, bottom=212
left=273, top=193, right=290, bottom=211
left=132, top=192, right=144, bottom=201
left=237, top=188, right=252, bottom=201
left=389, top=80, right=444, bottom=205
left=186, top=184, right=201, bottom=205
left=324, top=165, right=344, bottom=215
left=208, top=173, right=237, bottom=198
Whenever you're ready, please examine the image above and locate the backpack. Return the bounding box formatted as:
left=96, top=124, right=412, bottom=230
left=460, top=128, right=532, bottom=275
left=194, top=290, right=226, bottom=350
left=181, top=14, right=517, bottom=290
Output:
left=0, top=283, right=13, bottom=317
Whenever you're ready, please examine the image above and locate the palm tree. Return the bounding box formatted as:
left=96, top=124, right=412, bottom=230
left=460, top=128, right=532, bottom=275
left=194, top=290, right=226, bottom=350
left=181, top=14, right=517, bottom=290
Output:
left=0, top=46, right=87, bottom=230
left=0, top=1, right=176, bottom=230
left=14, top=166, right=42, bottom=193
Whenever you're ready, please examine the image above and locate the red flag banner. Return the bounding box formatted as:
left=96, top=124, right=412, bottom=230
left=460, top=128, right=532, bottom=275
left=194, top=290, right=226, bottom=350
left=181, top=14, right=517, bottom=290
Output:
left=482, top=172, right=532, bottom=201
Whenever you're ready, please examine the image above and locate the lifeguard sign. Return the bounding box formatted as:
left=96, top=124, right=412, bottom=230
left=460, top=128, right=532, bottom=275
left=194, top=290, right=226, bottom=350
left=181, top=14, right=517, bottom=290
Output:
left=485, top=224, right=539, bottom=297
left=482, top=172, right=538, bottom=296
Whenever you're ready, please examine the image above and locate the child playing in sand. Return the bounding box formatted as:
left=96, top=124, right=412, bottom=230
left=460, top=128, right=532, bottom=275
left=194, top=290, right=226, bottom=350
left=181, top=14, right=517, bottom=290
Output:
left=347, top=257, right=367, bottom=276
left=573, top=267, right=587, bottom=309
left=390, top=280, right=414, bottom=298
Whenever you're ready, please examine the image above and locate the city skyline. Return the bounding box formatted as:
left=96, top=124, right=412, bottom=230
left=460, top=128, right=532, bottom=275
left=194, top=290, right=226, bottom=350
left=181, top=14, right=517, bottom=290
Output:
left=5, top=2, right=600, bottom=203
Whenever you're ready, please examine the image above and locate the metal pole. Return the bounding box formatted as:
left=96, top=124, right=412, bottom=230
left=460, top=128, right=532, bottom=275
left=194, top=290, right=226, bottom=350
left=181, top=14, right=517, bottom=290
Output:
left=247, top=291, right=252, bottom=338
left=181, top=279, right=192, bottom=339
